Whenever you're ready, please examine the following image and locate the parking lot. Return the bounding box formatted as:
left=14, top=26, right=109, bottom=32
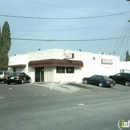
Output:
left=29, top=81, right=130, bottom=94
left=0, top=81, right=130, bottom=94
left=59, top=82, right=130, bottom=93
left=1, top=81, right=130, bottom=130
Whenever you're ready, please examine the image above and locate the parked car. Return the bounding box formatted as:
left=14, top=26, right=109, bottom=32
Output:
left=109, top=73, right=130, bottom=86
left=6, top=72, right=31, bottom=84
left=0, top=71, right=11, bottom=83
left=82, top=75, right=115, bottom=87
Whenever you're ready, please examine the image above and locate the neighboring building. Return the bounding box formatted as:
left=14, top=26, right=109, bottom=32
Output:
left=119, top=61, right=130, bottom=73
left=9, top=54, right=28, bottom=73
left=8, top=49, right=130, bottom=83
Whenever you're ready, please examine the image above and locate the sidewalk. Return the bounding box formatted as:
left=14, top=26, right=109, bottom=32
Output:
left=33, top=82, right=81, bottom=93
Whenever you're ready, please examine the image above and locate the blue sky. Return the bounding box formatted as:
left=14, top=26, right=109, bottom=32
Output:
left=0, top=0, right=130, bottom=60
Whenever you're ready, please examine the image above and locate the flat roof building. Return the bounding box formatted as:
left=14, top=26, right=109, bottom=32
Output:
left=8, top=49, right=129, bottom=83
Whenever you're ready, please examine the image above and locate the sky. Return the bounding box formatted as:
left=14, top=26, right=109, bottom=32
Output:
left=0, top=0, right=130, bottom=60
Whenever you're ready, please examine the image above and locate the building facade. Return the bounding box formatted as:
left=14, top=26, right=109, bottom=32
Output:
left=8, top=49, right=130, bottom=83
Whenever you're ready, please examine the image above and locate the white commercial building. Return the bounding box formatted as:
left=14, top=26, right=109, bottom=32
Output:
left=8, top=49, right=130, bottom=83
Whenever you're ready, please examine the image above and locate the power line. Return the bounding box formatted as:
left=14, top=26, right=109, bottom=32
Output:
left=111, top=22, right=129, bottom=54
left=0, top=11, right=130, bottom=20
left=117, top=26, right=129, bottom=55
left=111, top=20, right=130, bottom=59
left=23, top=0, right=111, bottom=14
left=122, top=23, right=130, bottom=58
left=12, top=21, right=126, bottom=32
left=11, top=36, right=130, bottom=42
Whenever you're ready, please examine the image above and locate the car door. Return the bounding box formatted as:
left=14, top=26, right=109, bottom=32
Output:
left=120, top=73, right=128, bottom=84
left=116, top=73, right=126, bottom=84
left=89, top=75, right=98, bottom=85
left=110, top=73, right=121, bottom=83
left=126, top=74, right=130, bottom=82
left=93, top=76, right=102, bottom=85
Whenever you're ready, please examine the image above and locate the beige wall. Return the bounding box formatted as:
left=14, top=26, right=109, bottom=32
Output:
left=53, top=67, right=83, bottom=83
left=16, top=67, right=26, bottom=72
left=44, top=67, right=54, bottom=82
left=28, top=67, right=35, bottom=82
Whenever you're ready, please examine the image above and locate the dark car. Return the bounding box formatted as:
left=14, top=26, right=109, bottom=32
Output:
left=109, top=73, right=130, bottom=86
left=6, top=72, right=31, bottom=84
left=82, top=75, right=115, bottom=87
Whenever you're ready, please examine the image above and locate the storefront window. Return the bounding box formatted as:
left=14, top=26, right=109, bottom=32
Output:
left=66, top=67, right=74, bottom=73
left=56, top=67, right=65, bottom=73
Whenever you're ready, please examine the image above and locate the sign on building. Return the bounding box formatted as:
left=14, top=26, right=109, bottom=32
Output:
left=101, top=59, right=113, bottom=65
left=64, top=53, right=74, bottom=59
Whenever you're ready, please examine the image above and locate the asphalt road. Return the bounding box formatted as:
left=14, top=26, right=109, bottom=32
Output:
left=0, top=83, right=130, bottom=130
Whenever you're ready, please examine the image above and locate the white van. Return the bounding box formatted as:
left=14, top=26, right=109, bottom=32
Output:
left=0, top=71, right=11, bottom=83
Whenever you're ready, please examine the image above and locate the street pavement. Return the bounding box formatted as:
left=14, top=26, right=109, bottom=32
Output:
left=33, top=82, right=81, bottom=93
left=0, top=82, right=130, bottom=130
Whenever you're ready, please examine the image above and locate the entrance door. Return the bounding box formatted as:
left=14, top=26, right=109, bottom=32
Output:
left=41, top=68, right=44, bottom=82
left=35, top=67, right=44, bottom=82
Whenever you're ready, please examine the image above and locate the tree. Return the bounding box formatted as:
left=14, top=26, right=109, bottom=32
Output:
left=0, top=26, right=2, bottom=70
left=0, top=21, right=11, bottom=70
left=0, top=26, right=1, bottom=45
left=125, top=50, right=130, bottom=61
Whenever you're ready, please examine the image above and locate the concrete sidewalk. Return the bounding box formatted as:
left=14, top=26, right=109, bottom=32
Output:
left=32, top=82, right=81, bottom=93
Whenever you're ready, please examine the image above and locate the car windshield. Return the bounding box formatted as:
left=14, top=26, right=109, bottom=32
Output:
left=10, top=73, right=21, bottom=76
left=115, top=73, right=122, bottom=76
left=102, top=76, right=110, bottom=80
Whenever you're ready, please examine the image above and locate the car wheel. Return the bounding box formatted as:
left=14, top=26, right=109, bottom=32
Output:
left=21, top=79, right=24, bottom=84
left=84, top=80, right=87, bottom=84
left=27, top=78, right=31, bottom=83
left=7, top=82, right=10, bottom=85
left=4, top=79, right=6, bottom=83
left=125, top=81, right=130, bottom=86
left=110, top=84, right=114, bottom=87
left=99, top=83, right=103, bottom=87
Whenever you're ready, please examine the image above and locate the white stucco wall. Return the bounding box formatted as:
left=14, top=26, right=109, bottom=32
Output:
left=8, top=49, right=130, bottom=83
left=28, top=67, right=35, bottom=82
left=9, top=54, right=28, bottom=73
left=44, top=67, right=54, bottom=82
left=9, top=54, right=28, bottom=66
left=27, top=49, right=64, bottom=61
left=15, top=67, right=25, bottom=72
left=119, top=61, right=130, bottom=73
left=86, top=53, right=120, bottom=76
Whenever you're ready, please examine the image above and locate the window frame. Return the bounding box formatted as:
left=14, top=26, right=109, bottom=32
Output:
left=56, top=67, right=65, bottom=73
left=66, top=67, right=75, bottom=73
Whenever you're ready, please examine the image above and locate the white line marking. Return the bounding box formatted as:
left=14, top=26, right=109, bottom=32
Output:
left=0, top=96, right=5, bottom=99
left=78, top=104, right=85, bottom=106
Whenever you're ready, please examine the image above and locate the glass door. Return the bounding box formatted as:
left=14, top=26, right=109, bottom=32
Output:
left=35, top=67, right=40, bottom=82
left=35, top=67, right=44, bottom=82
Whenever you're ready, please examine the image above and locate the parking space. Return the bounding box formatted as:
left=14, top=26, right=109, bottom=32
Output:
left=67, top=82, right=130, bottom=92
left=111, top=84, right=130, bottom=90
left=67, top=83, right=107, bottom=90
